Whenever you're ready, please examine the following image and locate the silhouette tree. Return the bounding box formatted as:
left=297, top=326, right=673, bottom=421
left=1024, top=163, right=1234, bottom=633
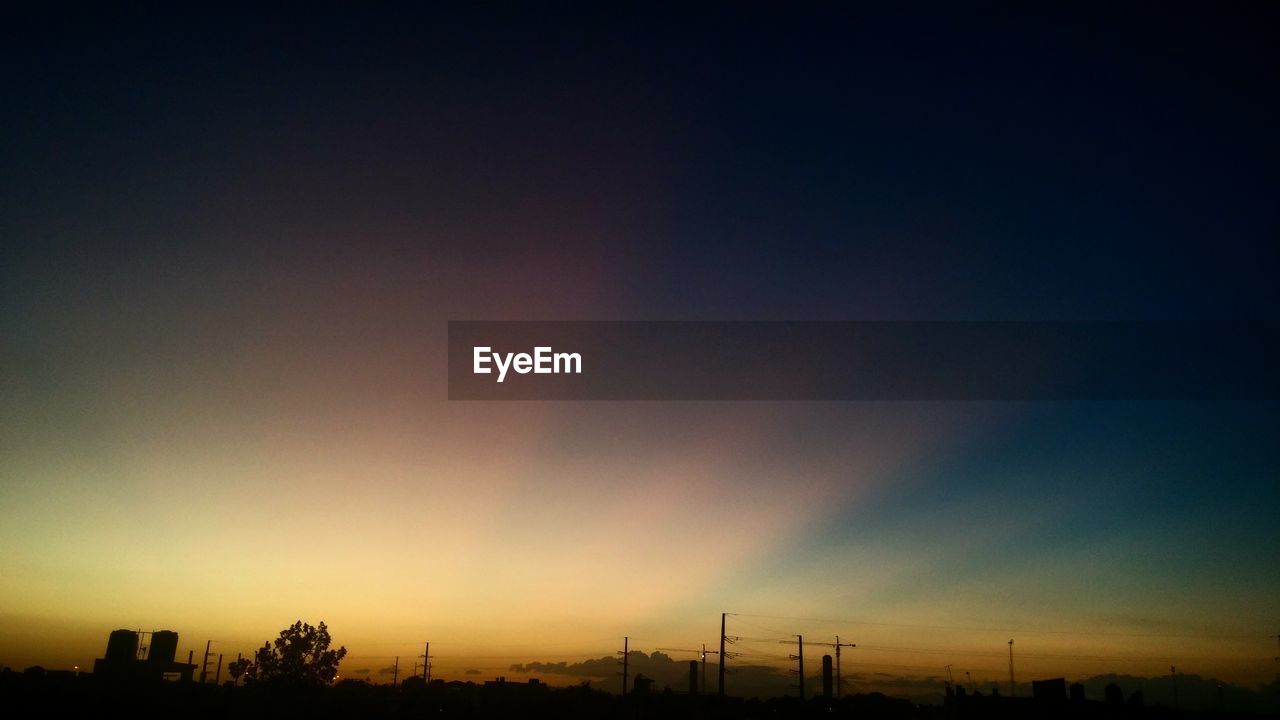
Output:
left=252, top=620, right=346, bottom=687
left=227, top=656, right=252, bottom=686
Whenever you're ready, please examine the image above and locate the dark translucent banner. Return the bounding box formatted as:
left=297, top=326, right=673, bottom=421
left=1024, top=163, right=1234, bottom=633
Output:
left=447, top=321, right=1278, bottom=401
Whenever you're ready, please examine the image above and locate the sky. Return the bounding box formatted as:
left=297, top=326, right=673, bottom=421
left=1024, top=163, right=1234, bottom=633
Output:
left=1, top=2, right=1277, bottom=701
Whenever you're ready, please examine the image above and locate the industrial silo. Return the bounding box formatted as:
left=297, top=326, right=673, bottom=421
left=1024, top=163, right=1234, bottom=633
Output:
left=148, top=630, right=179, bottom=664
left=105, top=629, right=139, bottom=663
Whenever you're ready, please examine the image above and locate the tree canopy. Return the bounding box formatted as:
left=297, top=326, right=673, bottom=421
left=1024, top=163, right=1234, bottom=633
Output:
left=251, top=620, right=346, bottom=687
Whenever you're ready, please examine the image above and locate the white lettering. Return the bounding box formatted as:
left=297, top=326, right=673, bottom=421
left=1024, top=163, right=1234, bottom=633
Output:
left=493, top=351, right=513, bottom=383
left=554, top=351, right=581, bottom=374
left=473, top=346, right=582, bottom=382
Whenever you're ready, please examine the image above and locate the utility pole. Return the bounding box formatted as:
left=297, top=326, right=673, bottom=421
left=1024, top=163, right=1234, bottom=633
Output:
left=703, top=643, right=711, bottom=696
left=1171, top=665, right=1178, bottom=710
left=200, top=641, right=212, bottom=684
left=966, top=671, right=973, bottom=692
left=797, top=636, right=804, bottom=701
left=1007, top=640, right=1015, bottom=697
left=421, top=642, right=431, bottom=682
left=785, top=635, right=805, bottom=701
left=618, top=637, right=629, bottom=696
left=393, top=656, right=399, bottom=687
left=797, top=635, right=805, bottom=701
left=719, top=613, right=726, bottom=701
left=215, top=654, right=223, bottom=685
left=706, top=640, right=716, bottom=691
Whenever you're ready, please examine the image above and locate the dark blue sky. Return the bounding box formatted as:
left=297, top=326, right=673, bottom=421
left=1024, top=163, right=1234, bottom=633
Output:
left=3, top=3, right=1277, bottom=321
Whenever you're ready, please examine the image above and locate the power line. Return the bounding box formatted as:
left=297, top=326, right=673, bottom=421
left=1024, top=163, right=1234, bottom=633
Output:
left=728, top=613, right=1263, bottom=640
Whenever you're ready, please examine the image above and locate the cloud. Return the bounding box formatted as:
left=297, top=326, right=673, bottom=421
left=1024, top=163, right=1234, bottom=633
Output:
left=856, top=673, right=947, bottom=690
left=465, top=669, right=481, bottom=675
left=508, top=651, right=795, bottom=696
left=509, top=651, right=686, bottom=680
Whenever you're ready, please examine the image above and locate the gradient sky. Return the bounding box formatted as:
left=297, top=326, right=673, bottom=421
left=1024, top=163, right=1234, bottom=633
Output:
left=1, top=3, right=1277, bottom=695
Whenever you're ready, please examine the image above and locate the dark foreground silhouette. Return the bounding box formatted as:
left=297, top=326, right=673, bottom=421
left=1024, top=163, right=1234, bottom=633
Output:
left=10, top=625, right=1276, bottom=719
left=4, top=669, right=1278, bottom=720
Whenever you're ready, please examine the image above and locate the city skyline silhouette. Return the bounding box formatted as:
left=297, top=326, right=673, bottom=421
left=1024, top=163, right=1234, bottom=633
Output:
left=6, top=617, right=1279, bottom=715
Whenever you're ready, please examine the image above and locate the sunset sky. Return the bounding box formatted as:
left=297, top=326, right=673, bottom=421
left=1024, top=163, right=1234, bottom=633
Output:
left=1, top=3, right=1277, bottom=696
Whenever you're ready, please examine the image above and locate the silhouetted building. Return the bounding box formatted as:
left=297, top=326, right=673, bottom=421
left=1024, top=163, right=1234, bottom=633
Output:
left=104, top=629, right=139, bottom=663
left=688, top=661, right=697, bottom=695
left=483, top=677, right=545, bottom=692
left=822, top=655, right=833, bottom=700
left=1070, top=682, right=1086, bottom=702
left=1105, top=682, right=1123, bottom=705
left=632, top=674, right=653, bottom=694
left=93, top=628, right=195, bottom=682
left=148, top=630, right=178, bottom=664
left=1032, top=677, right=1067, bottom=702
